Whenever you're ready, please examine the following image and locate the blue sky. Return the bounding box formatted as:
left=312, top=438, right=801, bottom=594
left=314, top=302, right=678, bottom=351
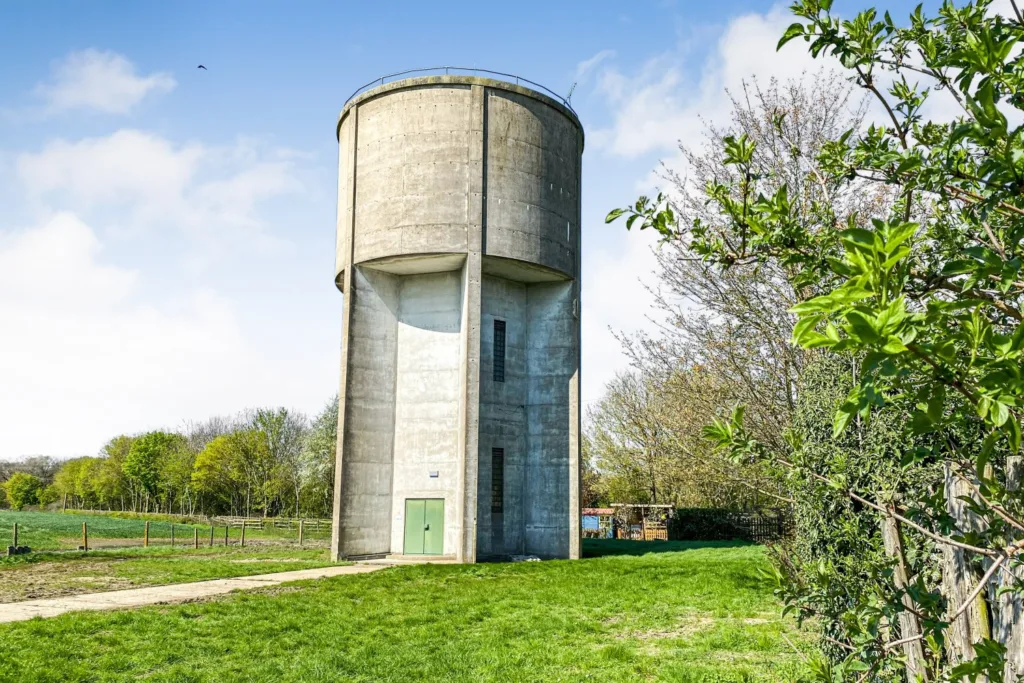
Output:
left=0, top=0, right=928, bottom=458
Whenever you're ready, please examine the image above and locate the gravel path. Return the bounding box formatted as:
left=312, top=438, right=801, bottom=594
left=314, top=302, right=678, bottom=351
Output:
left=0, top=564, right=385, bottom=624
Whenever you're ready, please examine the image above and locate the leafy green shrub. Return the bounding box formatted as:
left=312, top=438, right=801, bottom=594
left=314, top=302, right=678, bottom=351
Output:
left=2, top=472, right=43, bottom=511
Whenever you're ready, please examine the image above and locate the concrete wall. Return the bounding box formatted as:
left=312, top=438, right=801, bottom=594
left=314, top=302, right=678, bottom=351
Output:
left=524, top=282, right=575, bottom=557
left=477, top=274, right=576, bottom=559
left=390, top=270, right=464, bottom=555
left=478, top=274, right=527, bottom=556
left=485, top=89, right=581, bottom=278
left=341, top=85, right=474, bottom=269
left=337, top=267, right=399, bottom=556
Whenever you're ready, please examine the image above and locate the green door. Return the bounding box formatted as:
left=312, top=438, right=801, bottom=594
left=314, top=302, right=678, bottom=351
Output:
left=403, top=499, right=444, bottom=556
left=424, top=499, right=444, bottom=555
left=404, top=499, right=425, bottom=555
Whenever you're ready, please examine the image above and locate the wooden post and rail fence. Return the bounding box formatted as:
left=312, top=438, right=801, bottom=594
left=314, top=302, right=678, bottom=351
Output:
left=8, top=515, right=332, bottom=556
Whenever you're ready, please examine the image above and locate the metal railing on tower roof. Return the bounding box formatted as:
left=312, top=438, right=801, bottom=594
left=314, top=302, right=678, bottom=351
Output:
left=344, top=67, right=578, bottom=116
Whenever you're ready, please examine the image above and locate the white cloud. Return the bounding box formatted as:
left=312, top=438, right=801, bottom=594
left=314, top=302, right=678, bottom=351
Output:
left=16, top=130, right=303, bottom=249
left=590, top=5, right=830, bottom=158
left=576, top=50, right=616, bottom=82
left=581, top=225, right=662, bottom=406
left=0, top=213, right=326, bottom=459
left=34, top=49, right=175, bottom=115
left=0, top=212, right=137, bottom=310
left=17, top=130, right=202, bottom=210
left=0, top=127, right=324, bottom=458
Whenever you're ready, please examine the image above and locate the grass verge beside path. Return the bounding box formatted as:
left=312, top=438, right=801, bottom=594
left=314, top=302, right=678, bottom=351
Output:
left=0, top=546, right=336, bottom=603
left=0, top=540, right=813, bottom=682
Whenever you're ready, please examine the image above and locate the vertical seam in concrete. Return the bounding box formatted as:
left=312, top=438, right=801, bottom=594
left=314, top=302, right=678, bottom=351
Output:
left=456, top=84, right=486, bottom=563
left=331, top=104, right=359, bottom=562
left=568, top=128, right=583, bottom=560
left=456, top=263, right=470, bottom=562
left=522, top=287, right=530, bottom=556
left=388, top=276, right=400, bottom=555
left=481, top=90, right=489, bottom=255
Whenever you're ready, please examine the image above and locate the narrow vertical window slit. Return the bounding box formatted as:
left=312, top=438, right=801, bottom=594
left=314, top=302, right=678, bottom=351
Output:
left=491, top=448, right=504, bottom=514
left=493, top=319, right=506, bottom=383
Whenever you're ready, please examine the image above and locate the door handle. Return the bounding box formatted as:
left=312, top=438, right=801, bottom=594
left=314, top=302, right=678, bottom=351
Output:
left=424, top=524, right=430, bottom=530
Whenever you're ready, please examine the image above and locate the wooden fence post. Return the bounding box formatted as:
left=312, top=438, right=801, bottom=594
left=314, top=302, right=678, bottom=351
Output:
left=881, top=509, right=928, bottom=681
left=193, top=527, right=199, bottom=550
left=993, top=456, right=1024, bottom=679
left=942, top=464, right=989, bottom=667
left=241, top=523, right=246, bottom=548
left=144, top=521, right=150, bottom=548
left=209, top=525, right=214, bottom=547
left=82, top=523, right=88, bottom=552
left=299, top=520, right=304, bottom=547
left=12, top=523, right=18, bottom=548
left=224, top=526, right=229, bottom=547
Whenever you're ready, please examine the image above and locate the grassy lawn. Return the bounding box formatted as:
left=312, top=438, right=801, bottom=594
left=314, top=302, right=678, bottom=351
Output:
left=0, top=546, right=336, bottom=603
left=0, top=510, right=328, bottom=551
left=0, top=540, right=814, bottom=682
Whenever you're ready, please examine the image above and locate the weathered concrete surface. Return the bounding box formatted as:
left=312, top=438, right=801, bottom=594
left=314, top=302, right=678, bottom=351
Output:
left=391, top=271, right=464, bottom=556
left=0, top=565, right=384, bottom=624
left=478, top=274, right=528, bottom=557
left=332, top=75, right=583, bottom=563
left=484, top=88, right=581, bottom=277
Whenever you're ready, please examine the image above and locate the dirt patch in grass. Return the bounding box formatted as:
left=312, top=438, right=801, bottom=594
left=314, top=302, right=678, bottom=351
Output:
left=62, top=537, right=145, bottom=549
left=226, top=558, right=312, bottom=564
left=0, top=547, right=333, bottom=603
left=618, top=614, right=778, bottom=642
left=0, top=559, right=137, bottom=602
left=616, top=616, right=716, bottom=641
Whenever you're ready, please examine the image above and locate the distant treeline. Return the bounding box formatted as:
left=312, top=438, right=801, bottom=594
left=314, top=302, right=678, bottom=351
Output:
left=0, top=397, right=338, bottom=518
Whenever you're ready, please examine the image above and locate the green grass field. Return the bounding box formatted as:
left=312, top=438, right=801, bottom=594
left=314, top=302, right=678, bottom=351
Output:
left=0, top=510, right=328, bottom=551
left=0, top=545, right=336, bottom=603
left=0, top=540, right=814, bottom=682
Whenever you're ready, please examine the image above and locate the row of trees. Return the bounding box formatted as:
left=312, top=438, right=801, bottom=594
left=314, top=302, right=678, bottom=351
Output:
left=2, top=398, right=338, bottom=518
left=604, top=0, right=1024, bottom=679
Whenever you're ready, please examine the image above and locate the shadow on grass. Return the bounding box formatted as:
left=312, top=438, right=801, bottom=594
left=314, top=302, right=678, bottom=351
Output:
left=582, top=538, right=754, bottom=558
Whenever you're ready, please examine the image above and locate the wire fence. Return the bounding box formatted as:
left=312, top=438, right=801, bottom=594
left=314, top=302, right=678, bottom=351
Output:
left=1, top=510, right=330, bottom=555
left=344, top=66, right=577, bottom=116
left=668, top=508, right=794, bottom=544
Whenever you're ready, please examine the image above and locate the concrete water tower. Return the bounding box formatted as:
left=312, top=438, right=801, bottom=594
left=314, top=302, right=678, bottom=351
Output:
left=329, top=70, right=583, bottom=563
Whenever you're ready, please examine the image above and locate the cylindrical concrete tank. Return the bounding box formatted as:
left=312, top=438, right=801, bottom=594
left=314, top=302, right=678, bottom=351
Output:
left=331, top=73, right=583, bottom=565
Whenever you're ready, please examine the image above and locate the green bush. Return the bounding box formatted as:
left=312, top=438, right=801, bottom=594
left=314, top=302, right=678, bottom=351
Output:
left=669, top=508, right=791, bottom=542
left=37, top=485, right=60, bottom=507
left=2, top=472, right=43, bottom=511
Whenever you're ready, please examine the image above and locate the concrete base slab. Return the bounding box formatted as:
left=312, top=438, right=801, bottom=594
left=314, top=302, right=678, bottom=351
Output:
left=367, top=554, right=460, bottom=565
left=0, top=564, right=384, bottom=624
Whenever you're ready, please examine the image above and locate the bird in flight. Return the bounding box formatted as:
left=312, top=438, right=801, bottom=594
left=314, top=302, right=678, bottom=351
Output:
left=197, top=65, right=207, bottom=70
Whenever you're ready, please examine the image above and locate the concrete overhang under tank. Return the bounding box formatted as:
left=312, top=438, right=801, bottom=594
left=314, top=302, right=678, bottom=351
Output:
left=335, top=253, right=571, bottom=292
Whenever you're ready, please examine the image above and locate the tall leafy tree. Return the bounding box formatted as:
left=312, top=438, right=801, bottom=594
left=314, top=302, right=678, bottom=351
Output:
left=124, top=432, right=184, bottom=512
left=302, top=396, right=338, bottom=516
left=627, top=73, right=884, bottom=457
left=51, top=457, right=90, bottom=509
left=251, top=408, right=308, bottom=517
left=192, top=433, right=246, bottom=515
left=2, top=472, right=42, bottom=510
left=97, top=436, right=133, bottom=510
